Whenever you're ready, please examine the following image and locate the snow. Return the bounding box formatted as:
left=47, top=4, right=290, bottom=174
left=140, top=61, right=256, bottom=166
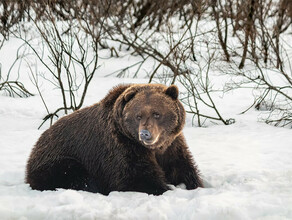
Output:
left=1, top=30, right=292, bottom=220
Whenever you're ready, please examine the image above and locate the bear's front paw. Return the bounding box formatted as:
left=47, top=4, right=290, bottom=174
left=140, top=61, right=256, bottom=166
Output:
left=185, top=177, right=203, bottom=190
left=148, top=185, right=169, bottom=196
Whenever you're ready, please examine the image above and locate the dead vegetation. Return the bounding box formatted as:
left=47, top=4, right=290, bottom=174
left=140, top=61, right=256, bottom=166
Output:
left=0, top=0, right=291, bottom=127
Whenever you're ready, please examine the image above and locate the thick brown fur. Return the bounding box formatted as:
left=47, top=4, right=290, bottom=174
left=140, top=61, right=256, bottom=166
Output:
left=26, top=84, right=203, bottom=195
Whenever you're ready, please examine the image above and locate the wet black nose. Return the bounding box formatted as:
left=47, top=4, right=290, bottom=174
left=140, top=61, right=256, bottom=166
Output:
left=139, top=129, right=152, bottom=141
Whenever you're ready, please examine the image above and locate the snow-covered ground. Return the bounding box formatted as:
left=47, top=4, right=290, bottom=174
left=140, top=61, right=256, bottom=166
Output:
left=1, top=32, right=292, bottom=219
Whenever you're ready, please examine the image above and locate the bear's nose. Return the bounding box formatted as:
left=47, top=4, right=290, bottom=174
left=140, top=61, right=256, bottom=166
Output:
left=139, top=129, right=152, bottom=141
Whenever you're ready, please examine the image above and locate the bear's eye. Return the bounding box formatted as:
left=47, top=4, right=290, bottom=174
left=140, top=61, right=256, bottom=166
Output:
left=153, top=113, right=160, bottom=119
left=136, top=115, right=142, bottom=120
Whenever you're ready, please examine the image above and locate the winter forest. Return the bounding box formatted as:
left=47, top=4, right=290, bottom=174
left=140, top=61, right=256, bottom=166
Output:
left=0, top=0, right=292, bottom=219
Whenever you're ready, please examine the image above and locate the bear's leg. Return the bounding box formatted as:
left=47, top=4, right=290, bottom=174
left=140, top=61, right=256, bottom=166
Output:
left=119, top=157, right=169, bottom=195
left=26, top=158, right=98, bottom=192
left=156, top=136, right=203, bottom=190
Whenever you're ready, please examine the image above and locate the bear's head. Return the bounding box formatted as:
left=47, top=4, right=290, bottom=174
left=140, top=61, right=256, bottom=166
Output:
left=113, top=84, right=185, bottom=152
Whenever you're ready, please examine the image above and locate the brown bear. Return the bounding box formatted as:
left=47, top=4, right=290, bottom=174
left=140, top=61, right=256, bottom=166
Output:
left=26, top=84, right=203, bottom=195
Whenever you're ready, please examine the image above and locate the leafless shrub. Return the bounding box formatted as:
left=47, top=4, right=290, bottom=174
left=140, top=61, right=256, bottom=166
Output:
left=226, top=47, right=292, bottom=128
left=0, top=0, right=30, bottom=39
left=0, top=41, right=33, bottom=97
left=210, top=0, right=230, bottom=62
left=0, top=76, right=33, bottom=98
left=101, top=3, right=231, bottom=126
left=12, top=2, right=101, bottom=127
left=178, top=51, right=235, bottom=127
left=212, top=0, right=292, bottom=127
left=251, top=65, right=291, bottom=127
left=1, top=0, right=291, bottom=128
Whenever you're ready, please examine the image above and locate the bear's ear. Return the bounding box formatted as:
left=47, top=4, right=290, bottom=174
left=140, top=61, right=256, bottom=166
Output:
left=165, top=85, right=179, bottom=100
left=124, top=89, right=137, bottom=102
